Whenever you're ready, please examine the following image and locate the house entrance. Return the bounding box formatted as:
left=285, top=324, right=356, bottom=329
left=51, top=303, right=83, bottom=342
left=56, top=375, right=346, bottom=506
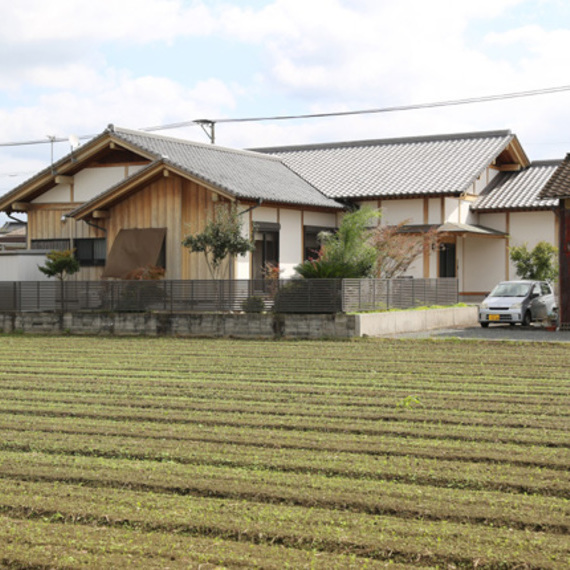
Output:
left=253, top=223, right=279, bottom=280
left=439, top=242, right=456, bottom=278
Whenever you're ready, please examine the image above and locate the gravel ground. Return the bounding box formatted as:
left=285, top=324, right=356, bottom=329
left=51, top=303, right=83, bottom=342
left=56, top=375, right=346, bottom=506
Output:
left=389, top=323, right=570, bottom=342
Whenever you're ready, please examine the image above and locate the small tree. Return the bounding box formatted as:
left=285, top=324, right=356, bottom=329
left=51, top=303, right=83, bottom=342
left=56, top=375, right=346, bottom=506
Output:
left=182, top=203, right=254, bottom=279
left=38, top=249, right=80, bottom=281
left=371, top=221, right=437, bottom=279
left=509, top=241, right=558, bottom=282
left=295, top=207, right=381, bottom=278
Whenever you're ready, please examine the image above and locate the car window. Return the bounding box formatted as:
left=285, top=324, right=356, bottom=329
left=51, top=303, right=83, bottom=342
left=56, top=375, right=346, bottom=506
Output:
left=532, top=284, right=540, bottom=296
left=540, top=283, right=552, bottom=295
left=490, top=283, right=531, bottom=297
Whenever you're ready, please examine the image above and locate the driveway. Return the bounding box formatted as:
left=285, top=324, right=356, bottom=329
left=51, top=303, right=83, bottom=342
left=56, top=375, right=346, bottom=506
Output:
left=392, top=323, right=570, bottom=342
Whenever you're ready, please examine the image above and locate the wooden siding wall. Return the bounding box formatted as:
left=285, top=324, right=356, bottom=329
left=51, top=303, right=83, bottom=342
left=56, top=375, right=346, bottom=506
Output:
left=107, top=175, right=183, bottom=279
left=181, top=179, right=225, bottom=279
left=27, top=204, right=105, bottom=281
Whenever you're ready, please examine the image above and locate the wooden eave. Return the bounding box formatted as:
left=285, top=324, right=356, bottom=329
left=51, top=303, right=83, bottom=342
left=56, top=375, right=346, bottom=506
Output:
left=0, top=133, right=154, bottom=213
left=71, top=162, right=238, bottom=221
left=493, top=136, right=530, bottom=171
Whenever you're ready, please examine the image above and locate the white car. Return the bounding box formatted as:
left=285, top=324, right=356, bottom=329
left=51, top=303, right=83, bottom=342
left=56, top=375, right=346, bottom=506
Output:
left=478, top=280, right=557, bottom=327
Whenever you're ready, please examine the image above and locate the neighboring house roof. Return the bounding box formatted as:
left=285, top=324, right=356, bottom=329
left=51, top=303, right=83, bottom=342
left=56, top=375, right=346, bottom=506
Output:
left=472, top=160, right=561, bottom=212
left=399, top=222, right=506, bottom=237
left=539, top=153, right=570, bottom=199
left=253, top=130, right=526, bottom=200
left=0, top=225, right=26, bottom=248
left=0, top=126, right=343, bottom=214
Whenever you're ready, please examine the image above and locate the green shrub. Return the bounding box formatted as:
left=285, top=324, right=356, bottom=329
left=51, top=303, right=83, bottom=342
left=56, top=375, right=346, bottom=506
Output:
left=241, top=296, right=265, bottom=313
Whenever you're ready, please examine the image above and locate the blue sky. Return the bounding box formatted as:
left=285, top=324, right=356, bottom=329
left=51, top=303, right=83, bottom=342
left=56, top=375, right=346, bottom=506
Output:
left=2, top=0, right=570, bottom=211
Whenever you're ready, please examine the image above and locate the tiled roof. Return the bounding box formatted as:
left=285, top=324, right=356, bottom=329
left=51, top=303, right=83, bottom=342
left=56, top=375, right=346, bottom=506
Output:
left=0, top=126, right=343, bottom=211
left=111, top=128, right=342, bottom=209
left=472, top=161, right=560, bottom=212
left=538, top=154, right=570, bottom=199
left=253, top=131, right=516, bottom=199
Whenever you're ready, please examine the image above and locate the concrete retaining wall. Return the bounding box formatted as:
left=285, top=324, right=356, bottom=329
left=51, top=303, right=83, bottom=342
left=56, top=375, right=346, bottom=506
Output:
left=0, top=306, right=476, bottom=338
left=0, top=311, right=357, bottom=339
left=357, top=306, right=478, bottom=336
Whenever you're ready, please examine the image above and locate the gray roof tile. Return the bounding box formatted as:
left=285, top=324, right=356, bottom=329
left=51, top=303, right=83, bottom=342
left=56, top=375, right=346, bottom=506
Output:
left=253, top=131, right=516, bottom=199
left=111, top=128, right=342, bottom=209
left=472, top=161, right=560, bottom=212
left=538, top=154, right=570, bottom=199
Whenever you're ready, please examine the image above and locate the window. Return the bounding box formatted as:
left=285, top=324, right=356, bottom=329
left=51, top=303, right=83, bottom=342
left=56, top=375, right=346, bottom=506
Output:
left=253, top=222, right=279, bottom=280
left=540, top=282, right=552, bottom=296
left=303, top=225, right=336, bottom=260
left=31, top=239, right=71, bottom=251
left=74, top=238, right=107, bottom=267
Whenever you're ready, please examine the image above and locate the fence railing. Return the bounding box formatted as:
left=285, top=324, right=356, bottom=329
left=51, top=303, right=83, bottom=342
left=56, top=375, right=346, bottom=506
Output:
left=342, top=278, right=459, bottom=312
left=0, top=278, right=458, bottom=314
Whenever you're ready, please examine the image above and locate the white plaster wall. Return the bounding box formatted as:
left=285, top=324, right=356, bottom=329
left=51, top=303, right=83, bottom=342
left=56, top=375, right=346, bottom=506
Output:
left=428, top=198, right=441, bottom=224
left=444, top=197, right=460, bottom=224
left=303, top=211, right=338, bottom=227
left=252, top=207, right=278, bottom=224
left=508, top=211, right=557, bottom=279
left=126, top=164, right=146, bottom=177
left=402, top=256, right=423, bottom=278
left=461, top=200, right=478, bottom=225
left=509, top=211, right=556, bottom=247
left=479, top=212, right=507, bottom=233
left=462, top=237, right=506, bottom=293
left=279, top=209, right=302, bottom=278
left=74, top=167, right=125, bottom=202
left=382, top=198, right=423, bottom=225
left=0, top=252, right=50, bottom=281
left=32, top=184, right=71, bottom=203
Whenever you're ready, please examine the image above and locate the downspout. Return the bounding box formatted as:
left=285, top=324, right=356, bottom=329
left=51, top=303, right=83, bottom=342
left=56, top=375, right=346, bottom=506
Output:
left=238, top=198, right=263, bottom=217
left=83, top=218, right=108, bottom=235
left=7, top=213, right=27, bottom=225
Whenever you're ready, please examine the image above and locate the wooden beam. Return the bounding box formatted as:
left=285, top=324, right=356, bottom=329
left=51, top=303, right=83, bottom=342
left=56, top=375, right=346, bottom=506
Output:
left=92, top=210, right=110, bottom=219
left=498, top=164, right=522, bottom=172
left=55, top=175, right=73, bottom=184
left=11, top=202, right=30, bottom=212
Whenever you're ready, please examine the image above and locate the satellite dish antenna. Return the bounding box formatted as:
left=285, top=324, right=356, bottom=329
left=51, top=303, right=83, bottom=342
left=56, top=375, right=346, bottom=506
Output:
left=69, top=134, right=80, bottom=150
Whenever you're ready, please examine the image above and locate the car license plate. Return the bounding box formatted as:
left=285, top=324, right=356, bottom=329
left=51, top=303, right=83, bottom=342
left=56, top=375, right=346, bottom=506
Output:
left=489, top=314, right=500, bottom=321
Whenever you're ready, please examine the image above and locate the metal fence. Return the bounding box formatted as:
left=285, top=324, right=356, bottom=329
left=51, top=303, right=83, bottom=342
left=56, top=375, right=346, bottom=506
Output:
left=342, top=278, right=459, bottom=312
left=0, top=278, right=458, bottom=314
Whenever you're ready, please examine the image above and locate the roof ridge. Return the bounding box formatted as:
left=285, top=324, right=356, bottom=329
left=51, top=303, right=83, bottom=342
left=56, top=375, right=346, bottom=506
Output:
left=527, top=159, right=563, bottom=167
left=111, top=125, right=282, bottom=163
left=252, top=130, right=514, bottom=153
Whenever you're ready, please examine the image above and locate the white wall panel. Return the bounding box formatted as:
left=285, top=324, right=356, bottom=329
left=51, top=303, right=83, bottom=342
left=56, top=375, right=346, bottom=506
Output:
left=74, top=167, right=125, bottom=202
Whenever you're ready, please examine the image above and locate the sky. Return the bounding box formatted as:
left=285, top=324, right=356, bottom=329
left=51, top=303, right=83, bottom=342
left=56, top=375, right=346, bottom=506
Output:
left=2, top=0, right=570, bottom=216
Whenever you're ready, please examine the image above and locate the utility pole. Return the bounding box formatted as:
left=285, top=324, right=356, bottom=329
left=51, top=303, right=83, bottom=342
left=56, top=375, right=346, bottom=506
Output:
left=194, top=120, right=216, bottom=144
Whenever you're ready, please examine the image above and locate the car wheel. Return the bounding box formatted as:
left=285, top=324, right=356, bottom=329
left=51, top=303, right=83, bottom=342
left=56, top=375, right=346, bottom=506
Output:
left=480, top=322, right=489, bottom=328
left=522, top=311, right=531, bottom=327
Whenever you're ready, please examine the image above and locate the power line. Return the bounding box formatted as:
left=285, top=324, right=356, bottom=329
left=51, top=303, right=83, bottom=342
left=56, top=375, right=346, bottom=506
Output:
left=140, top=84, right=570, bottom=135
left=1, top=83, right=570, bottom=149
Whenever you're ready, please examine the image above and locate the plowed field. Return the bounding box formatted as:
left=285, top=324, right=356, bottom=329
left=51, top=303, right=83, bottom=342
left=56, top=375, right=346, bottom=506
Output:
left=0, top=335, right=568, bottom=568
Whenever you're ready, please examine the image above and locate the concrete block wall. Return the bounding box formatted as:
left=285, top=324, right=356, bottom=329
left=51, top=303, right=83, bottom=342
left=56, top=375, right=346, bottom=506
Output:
left=0, top=306, right=476, bottom=339
left=0, top=311, right=358, bottom=339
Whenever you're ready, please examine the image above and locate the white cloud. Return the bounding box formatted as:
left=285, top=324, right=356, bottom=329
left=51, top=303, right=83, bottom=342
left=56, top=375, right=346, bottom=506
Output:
left=2, top=0, right=570, bottom=185
left=0, top=0, right=217, bottom=44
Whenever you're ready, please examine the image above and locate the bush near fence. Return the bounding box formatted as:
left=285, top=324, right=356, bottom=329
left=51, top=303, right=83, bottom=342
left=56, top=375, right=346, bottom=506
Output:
left=0, top=278, right=458, bottom=314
